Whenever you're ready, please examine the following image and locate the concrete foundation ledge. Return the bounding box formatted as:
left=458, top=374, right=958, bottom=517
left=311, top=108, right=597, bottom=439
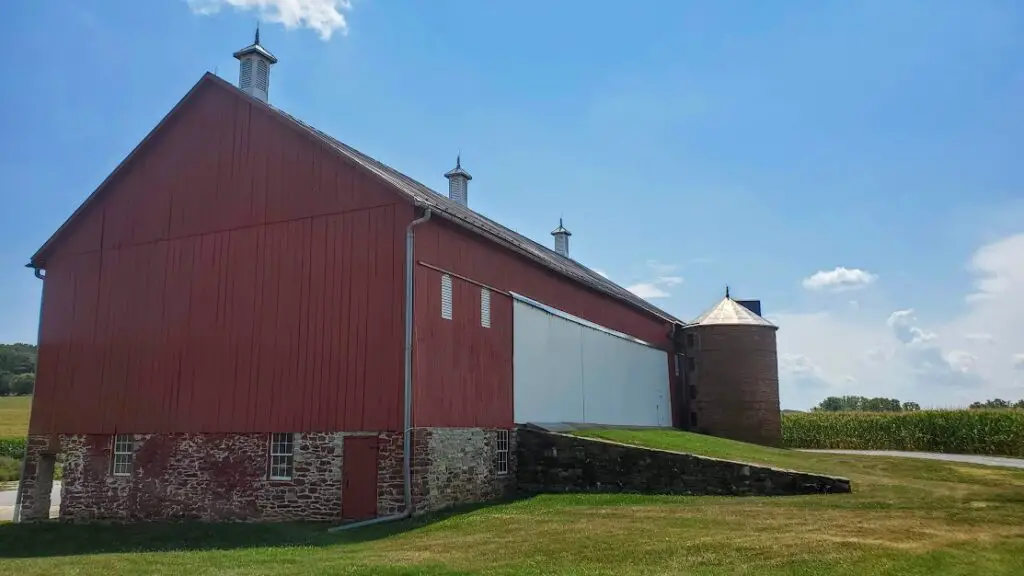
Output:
left=515, top=428, right=851, bottom=497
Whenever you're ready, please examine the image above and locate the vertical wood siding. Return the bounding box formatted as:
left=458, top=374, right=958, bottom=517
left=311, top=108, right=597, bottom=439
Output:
left=413, top=266, right=513, bottom=428
left=30, top=82, right=409, bottom=435
left=413, top=218, right=678, bottom=428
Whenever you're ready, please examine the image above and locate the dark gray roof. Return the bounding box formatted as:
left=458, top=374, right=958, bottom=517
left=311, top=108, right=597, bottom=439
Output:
left=237, top=81, right=681, bottom=325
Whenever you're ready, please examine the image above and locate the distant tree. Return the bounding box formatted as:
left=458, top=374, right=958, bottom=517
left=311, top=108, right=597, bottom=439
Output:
left=1015, top=400, right=1024, bottom=410
left=902, top=402, right=921, bottom=411
left=9, top=372, right=34, bottom=396
left=970, top=398, right=1015, bottom=410
left=0, top=373, right=10, bottom=396
left=0, top=344, right=36, bottom=376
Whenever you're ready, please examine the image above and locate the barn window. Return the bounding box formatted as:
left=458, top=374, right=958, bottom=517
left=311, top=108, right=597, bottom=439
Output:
left=111, top=434, right=134, bottom=476
left=480, top=288, right=491, bottom=328
left=495, top=429, right=510, bottom=475
left=441, top=274, right=453, bottom=320
left=269, top=433, right=295, bottom=480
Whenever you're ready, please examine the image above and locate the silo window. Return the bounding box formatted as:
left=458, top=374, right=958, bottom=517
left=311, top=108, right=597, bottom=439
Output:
left=687, top=357, right=696, bottom=372
left=689, top=385, right=697, bottom=400
left=441, top=274, right=453, bottom=320
left=686, top=333, right=697, bottom=349
left=480, top=287, right=491, bottom=328
left=690, top=412, right=698, bottom=427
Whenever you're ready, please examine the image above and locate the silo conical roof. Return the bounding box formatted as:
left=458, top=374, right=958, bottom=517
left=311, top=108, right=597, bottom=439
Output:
left=690, top=297, right=776, bottom=328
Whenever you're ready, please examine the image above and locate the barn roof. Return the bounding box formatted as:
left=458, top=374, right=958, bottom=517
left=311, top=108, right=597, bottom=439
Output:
left=29, top=73, right=683, bottom=326
left=690, top=297, right=776, bottom=328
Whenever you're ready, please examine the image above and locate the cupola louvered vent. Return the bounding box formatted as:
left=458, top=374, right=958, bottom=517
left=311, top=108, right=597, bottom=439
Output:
left=255, top=59, right=269, bottom=94
left=239, top=59, right=253, bottom=91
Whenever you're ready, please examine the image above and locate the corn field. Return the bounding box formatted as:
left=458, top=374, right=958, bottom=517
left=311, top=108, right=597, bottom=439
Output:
left=781, top=410, right=1024, bottom=457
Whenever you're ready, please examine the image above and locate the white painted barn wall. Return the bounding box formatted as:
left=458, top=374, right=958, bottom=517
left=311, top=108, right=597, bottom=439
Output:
left=512, top=295, right=671, bottom=427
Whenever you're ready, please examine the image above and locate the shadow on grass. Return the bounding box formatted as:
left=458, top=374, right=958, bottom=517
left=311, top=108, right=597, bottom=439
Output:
left=0, top=499, right=519, bottom=559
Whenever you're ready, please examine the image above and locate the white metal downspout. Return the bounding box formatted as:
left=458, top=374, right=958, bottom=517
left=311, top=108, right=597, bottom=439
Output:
left=330, top=207, right=432, bottom=533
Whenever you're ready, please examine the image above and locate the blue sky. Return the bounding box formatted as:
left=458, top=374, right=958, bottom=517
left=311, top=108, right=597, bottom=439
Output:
left=1, top=0, right=1022, bottom=409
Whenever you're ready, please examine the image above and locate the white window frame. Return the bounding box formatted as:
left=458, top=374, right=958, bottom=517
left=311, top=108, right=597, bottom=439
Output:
left=496, top=429, right=510, bottom=476
left=480, top=287, right=491, bottom=328
left=441, top=274, right=453, bottom=320
left=112, top=434, right=134, bottom=477
left=269, top=433, right=295, bottom=480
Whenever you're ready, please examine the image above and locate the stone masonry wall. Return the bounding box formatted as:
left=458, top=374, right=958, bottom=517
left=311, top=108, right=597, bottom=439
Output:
left=411, top=427, right=516, bottom=514
left=51, top=432, right=398, bottom=522
left=516, top=428, right=850, bottom=496
left=16, top=435, right=57, bottom=521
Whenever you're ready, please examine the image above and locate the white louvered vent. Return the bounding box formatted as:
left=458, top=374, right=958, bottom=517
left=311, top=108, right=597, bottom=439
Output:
left=441, top=274, right=453, bottom=320
left=239, top=58, right=253, bottom=91
left=255, top=59, right=269, bottom=93
left=481, top=288, right=491, bottom=328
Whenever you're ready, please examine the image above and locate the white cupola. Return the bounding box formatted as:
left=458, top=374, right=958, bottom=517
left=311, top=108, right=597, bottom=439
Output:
left=444, top=155, right=472, bottom=207
left=233, top=26, right=278, bottom=103
left=551, top=218, right=572, bottom=257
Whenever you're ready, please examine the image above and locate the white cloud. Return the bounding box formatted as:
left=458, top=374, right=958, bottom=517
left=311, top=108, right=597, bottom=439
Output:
left=627, top=261, right=683, bottom=300
left=802, top=266, right=878, bottom=292
left=592, top=269, right=609, bottom=278
left=886, top=309, right=937, bottom=346
left=626, top=283, right=671, bottom=299
left=776, top=232, right=1024, bottom=409
left=186, top=0, right=352, bottom=40
left=966, top=332, right=996, bottom=344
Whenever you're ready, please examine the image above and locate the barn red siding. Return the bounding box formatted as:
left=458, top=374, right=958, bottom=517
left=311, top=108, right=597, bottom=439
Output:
left=412, top=265, right=514, bottom=428
left=31, top=81, right=410, bottom=435
left=412, top=218, right=677, bottom=428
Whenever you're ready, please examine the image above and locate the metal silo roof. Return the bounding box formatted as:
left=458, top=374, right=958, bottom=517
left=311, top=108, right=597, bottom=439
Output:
left=690, top=297, right=776, bottom=328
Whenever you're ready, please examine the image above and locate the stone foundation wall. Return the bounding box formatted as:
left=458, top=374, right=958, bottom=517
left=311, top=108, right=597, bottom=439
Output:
left=411, top=427, right=516, bottom=514
left=516, top=428, right=850, bottom=496
left=16, top=435, right=57, bottom=522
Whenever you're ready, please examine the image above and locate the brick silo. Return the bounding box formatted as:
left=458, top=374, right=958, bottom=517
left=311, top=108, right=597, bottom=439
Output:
left=681, top=289, right=781, bottom=446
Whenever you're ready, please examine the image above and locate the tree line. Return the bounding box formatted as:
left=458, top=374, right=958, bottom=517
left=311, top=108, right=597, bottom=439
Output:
left=0, top=343, right=36, bottom=396
left=813, top=395, right=1024, bottom=412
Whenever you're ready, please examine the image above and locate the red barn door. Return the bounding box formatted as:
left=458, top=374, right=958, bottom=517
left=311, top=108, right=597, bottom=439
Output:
left=342, top=436, right=379, bottom=521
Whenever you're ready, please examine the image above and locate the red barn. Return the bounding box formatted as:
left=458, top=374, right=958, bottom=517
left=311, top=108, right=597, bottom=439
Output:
left=15, top=35, right=779, bottom=523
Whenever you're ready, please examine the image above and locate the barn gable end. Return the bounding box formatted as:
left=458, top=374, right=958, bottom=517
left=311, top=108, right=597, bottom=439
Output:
left=30, top=74, right=412, bottom=436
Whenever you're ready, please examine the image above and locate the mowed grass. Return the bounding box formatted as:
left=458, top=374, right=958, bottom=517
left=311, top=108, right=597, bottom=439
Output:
left=3, top=429, right=1024, bottom=574
left=0, top=396, right=31, bottom=437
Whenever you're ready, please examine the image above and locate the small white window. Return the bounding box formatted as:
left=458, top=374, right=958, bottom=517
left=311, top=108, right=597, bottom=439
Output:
left=112, top=434, right=133, bottom=476
left=441, top=274, right=453, bottom=320
left=269, top=433, right=295, bottom=480
left=496, top=429, right=510, bottom=476
left=480, top=288, right=491, bottom=328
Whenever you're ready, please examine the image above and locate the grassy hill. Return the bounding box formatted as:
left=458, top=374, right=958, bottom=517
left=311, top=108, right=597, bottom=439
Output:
left=3, top=427, right=1024, bottom=574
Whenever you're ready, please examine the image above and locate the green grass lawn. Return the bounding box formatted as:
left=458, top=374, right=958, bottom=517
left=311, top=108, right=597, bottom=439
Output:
left=2, top=428, right=1024, bottom=575
left=0, top=396, right=30, bottom=437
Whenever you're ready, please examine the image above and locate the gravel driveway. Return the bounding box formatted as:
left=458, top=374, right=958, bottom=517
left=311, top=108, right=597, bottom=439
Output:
left=801, top=450, right=1024, bottom=469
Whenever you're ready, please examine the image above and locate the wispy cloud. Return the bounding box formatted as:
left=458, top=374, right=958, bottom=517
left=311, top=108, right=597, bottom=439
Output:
left=627, top=261, right=683, bottom=300
left=186, top=0, right=352, bottom=40
left=802, top=266, right=878, bottom=292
